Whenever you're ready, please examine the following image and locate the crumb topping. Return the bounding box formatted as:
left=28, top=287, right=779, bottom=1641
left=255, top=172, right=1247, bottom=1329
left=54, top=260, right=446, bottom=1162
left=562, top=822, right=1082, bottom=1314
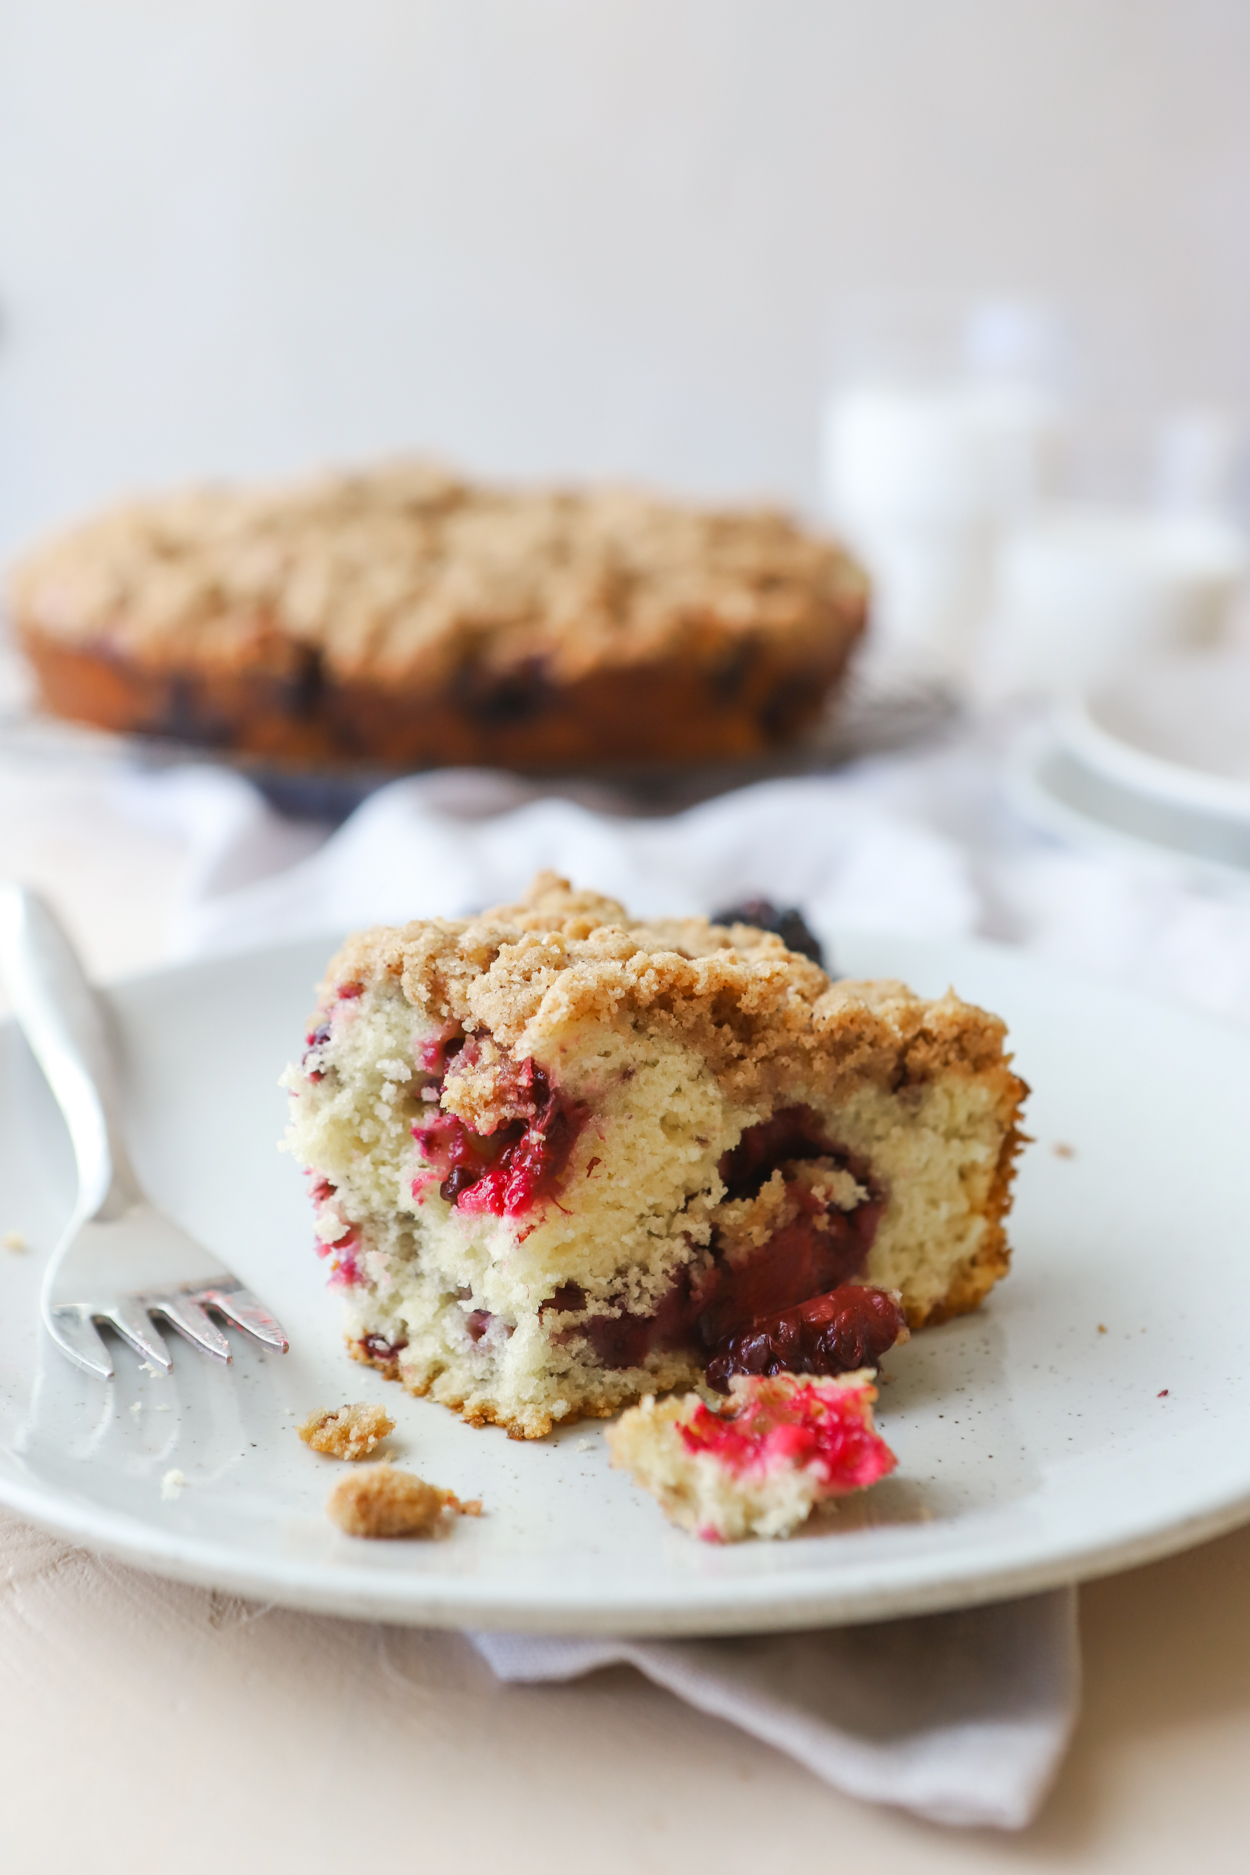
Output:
left=321, top=871, right=1023, bottom=1113
left=325, top=1462, right=481, bottom=1538
left=297, top=1401, right=395, bottom=1459
left=7, top=462, right=867, bottom=684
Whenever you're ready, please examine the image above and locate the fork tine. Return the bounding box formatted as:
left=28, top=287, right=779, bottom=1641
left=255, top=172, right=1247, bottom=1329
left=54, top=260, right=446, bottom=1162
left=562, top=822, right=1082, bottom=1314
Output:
left=152, top=1295, right=233, bottom=1362
left=199, top=1286, right=290, bottom=1353
left=46, top=1304, right=116, bottom=1380
left=105, top=1303, right=175, bottom=1371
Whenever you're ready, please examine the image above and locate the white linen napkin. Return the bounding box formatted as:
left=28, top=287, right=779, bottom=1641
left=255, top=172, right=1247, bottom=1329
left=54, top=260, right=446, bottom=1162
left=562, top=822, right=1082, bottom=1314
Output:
left=118, top=722, right=1250, bottom=1031
left=111, top=728, right=1152, bottom=1828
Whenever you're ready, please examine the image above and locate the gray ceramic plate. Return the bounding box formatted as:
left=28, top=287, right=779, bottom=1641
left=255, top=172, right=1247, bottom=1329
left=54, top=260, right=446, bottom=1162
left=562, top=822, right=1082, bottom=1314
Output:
left=0, top=930, right=1246, bottom=1633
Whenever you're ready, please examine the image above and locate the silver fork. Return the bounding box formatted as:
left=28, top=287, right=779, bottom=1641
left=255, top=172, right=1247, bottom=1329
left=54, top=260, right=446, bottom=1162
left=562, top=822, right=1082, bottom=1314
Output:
left=0, top=884, right=289, bottom=1380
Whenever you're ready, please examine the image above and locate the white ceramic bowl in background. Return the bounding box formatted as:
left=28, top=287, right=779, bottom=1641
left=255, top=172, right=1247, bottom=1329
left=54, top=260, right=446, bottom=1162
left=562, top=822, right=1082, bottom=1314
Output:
left=1059, top=645, right=1250, bottom=823
left=988, top=505, right=1247, bottom=698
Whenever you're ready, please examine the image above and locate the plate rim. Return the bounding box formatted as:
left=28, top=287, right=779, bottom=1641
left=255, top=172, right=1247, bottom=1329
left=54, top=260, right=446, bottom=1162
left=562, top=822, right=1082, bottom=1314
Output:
left=4, top=1460, right=1250, bottom=1635
left=1005, top=722, right=1250, bottom=881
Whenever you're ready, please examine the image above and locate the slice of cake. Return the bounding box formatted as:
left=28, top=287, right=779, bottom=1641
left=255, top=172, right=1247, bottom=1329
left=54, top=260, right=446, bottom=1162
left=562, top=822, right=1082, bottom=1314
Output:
left=605, top=1371, right=895, bottom=1540
left=281, top=873, right=1027, bottom=1439
left=8, top=462, right=868, bottom=772
left=297, top=1403, right=395, bottom=1459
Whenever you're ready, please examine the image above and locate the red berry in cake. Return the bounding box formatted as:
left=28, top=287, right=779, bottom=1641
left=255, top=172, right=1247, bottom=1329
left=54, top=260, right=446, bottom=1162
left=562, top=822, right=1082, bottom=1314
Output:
left=357, top=1332, right=408, bottom=1367
left=303, top=1019, right=332, bottom=1080
left=412, top=1059, right=586, bottom=1217
left=540, top=1108, right=887, bottom=1388
left=417, top=1032, right=465, bottom=1075
left=718, top=1105, right=850, bottom=1197
left=315, top=1225, right=363, bottom=1289
left=704, top=1281, right=907, bottom=1393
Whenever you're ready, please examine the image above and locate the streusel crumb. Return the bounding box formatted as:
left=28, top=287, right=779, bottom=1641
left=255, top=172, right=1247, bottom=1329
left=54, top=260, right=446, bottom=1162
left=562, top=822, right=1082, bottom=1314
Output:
left=297, top=1402, right=395, bottom=1459
left=8, top=464, right=865, bottom=683
left=325, top=1463, right=481, bottom=1538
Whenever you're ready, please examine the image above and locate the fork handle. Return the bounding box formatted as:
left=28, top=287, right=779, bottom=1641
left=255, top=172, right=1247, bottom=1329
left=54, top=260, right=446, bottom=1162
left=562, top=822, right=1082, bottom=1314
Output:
left=0, top=885, right=140, bottom=1220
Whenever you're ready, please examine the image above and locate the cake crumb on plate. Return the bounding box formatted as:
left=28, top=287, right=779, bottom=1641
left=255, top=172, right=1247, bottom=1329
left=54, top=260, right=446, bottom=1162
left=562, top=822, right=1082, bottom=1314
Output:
left=326, top=1464, right=481, bottom=1538
left=606, top=1371, right=895, bottom=1542
left=284, top=872, right=1025, bottom=1441
left=160, top=1469, right=186, bottom=1500
left=298, top=1402, right=394, bottom=1460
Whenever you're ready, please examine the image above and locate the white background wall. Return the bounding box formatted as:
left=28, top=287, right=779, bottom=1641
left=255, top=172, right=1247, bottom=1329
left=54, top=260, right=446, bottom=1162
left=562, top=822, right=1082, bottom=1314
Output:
left=1, top=0, right=1248, bottom=557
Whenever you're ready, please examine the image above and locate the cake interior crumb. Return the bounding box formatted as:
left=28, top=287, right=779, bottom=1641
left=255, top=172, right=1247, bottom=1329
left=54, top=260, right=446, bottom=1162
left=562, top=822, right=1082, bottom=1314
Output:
left=3, top=1230, right=26, bottom=1252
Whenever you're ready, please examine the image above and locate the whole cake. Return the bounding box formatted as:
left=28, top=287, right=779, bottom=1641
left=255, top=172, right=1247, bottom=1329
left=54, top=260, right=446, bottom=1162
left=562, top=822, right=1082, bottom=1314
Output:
left=281, top=874, right=1027, bottom=1439
left=8, top=463, right=868, bottom=771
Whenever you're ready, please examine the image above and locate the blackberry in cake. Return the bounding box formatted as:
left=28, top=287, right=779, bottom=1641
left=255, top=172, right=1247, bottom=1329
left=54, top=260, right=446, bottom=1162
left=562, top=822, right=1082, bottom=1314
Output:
left=8, top=462, right=868, bottom=771
left=606, top=1372, right=895, bottom=1541
left=281, top=873, right=1027, bottom=1439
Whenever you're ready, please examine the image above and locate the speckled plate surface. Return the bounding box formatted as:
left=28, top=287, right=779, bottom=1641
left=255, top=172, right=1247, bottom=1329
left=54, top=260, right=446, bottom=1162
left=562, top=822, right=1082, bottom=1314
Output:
left=1, top=930, right=1247, bottom=1635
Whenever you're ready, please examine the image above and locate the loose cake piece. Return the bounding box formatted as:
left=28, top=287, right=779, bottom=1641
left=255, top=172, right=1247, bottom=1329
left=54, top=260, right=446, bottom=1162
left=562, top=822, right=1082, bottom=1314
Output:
left=282, top=874, right=1026, bottom=1439
left=8, top=462, right=867, bottom=772
left=325, top=1463, right=480, bottom=1538
left=606, top=1371, right=895, bottom=1540
left=297, top=1402, right=395, bottom=1459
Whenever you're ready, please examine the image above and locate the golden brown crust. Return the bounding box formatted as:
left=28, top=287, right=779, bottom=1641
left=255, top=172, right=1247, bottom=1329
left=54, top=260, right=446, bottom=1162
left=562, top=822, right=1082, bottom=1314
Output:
left=297, top=1402, right=395, bottom=1459
left=325, top=1462, right=480, bottom=1538
left=10, top=464, right=867, bottom=770
left=349, top=1331, right=698, bottom=1441
left=325, top=871, right=1028, bottom=1123
left=912, top=1110, right=1029, bottom=1327
left=19, top=624, right=859, bottom=770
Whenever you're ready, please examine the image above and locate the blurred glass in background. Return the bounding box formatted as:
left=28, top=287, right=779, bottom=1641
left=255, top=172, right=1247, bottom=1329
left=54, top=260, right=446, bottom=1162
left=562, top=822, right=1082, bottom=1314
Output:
left=822, top=296, right=1249, bottom=699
